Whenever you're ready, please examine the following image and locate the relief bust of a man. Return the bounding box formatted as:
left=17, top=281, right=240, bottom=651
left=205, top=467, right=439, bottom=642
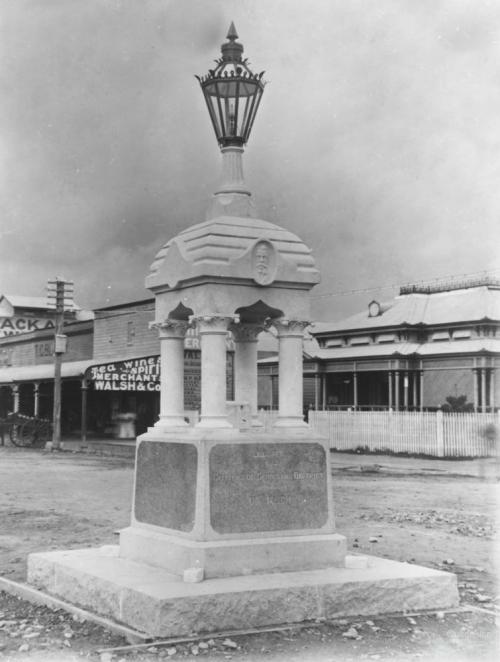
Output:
left=252, top=240, right=276, bottom=285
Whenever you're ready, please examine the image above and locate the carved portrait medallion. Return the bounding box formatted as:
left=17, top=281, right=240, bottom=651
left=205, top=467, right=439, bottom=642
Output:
left=252, top=239, right=277, bottom=285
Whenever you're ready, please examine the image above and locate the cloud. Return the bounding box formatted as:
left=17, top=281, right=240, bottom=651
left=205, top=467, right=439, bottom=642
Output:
left=1, top=0, right=499, bottom=321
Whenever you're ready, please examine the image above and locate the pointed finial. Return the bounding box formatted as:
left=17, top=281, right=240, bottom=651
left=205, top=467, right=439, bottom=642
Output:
left=227, top=22, right=238, bottom=41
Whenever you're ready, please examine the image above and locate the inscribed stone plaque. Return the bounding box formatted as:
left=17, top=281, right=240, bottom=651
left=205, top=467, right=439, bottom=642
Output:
left=135, top=441, right=197, bottom=532
left=210, top=442, right=328, bottom=534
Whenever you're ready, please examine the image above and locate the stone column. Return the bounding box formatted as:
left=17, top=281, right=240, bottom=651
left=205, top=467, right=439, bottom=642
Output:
left=230, top=322, right=262, bottom=426
left=412, top=372, right=417, bottom=409
left=353, top=370, right=358, bottom=409
left=273, top=319, right=309, bottom=427
left=152, top=319, right=190, bottom=428
left=388, top=371, right=393, bottom=409
left=194, top=316, right=235, bottom=428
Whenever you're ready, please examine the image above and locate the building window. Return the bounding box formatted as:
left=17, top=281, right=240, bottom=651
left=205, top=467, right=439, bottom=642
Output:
left=376, top=333, right=397, bottom=343
left=325, top=338, right=344, bottom=348
left=350, top=336, right=371, bottom=346
left=127, top=321, right=135, bottom=346
left=452, top=329, right=472, bottom=339
left=430, top=331, right=450, bottom=341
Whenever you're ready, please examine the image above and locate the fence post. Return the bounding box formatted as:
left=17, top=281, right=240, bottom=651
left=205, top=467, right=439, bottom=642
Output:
left=436, top=410, right=444, bottom=457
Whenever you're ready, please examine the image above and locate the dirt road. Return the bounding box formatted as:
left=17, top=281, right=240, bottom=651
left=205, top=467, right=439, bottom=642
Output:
left=0, top=447, right=498, bottom=660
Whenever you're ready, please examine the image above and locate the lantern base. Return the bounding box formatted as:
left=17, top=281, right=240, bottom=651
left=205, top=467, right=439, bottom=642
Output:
left=207, top=191, right=257, bottom=220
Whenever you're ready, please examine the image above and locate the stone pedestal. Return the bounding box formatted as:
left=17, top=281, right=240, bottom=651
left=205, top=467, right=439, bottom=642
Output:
left=120, top=427, right=345, bottom=579
left=27, top=425, right=459, bottom=636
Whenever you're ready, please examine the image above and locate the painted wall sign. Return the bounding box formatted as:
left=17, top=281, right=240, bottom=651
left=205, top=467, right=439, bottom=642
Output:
left=86, top=350, right=233, bottom=405
left=35, top=341, right=55, bottom=358
left=88, top=356, right=161, bottom=392
left=0, top=316, right=55, bottom=338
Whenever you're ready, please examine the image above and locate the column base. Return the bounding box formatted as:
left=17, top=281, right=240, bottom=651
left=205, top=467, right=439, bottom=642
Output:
left=196, top=416, right=233, bottom=429
left=274, top=416, right=309, bottom=428
left=156, top=415, right=189, bottom=428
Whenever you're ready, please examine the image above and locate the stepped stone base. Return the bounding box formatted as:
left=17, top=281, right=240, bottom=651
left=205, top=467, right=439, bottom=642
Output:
left=120, top=528, right=347, bottom=578
left=28, top=547, right=459, bottom=638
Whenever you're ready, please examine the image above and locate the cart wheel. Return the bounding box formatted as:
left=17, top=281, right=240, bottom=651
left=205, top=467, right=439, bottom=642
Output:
left=9, top=424, right=23, bottom=446
left=10, top=423, right=36, bottom=447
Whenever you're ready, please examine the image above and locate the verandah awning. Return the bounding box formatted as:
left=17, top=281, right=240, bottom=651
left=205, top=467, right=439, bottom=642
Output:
left=0, top=360, right=95, bottom=385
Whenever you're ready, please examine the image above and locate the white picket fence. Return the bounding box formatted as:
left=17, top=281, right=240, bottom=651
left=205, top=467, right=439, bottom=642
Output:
left=306, top=410, right=499, bottom=458
left=257, top=409, right=499, bottom=457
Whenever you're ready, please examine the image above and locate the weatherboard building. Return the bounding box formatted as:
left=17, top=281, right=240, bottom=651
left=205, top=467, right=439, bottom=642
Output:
left=258, top=276, right=500, bottom=413
left=0, top=296, right=234, bottom=439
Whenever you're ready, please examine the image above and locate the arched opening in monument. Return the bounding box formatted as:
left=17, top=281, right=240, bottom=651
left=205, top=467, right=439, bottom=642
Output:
left=167, top=302, right=194, bottom=321
left=235, top=299, right=283, bottom=325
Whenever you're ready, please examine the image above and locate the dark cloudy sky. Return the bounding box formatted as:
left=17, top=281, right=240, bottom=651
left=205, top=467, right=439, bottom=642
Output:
left=1, top=0, right=499, bottom=321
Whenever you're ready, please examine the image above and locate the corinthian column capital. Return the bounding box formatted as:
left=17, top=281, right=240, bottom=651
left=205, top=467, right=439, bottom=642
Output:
left=191, top=315, right=238, bottom=336
left=150, top=319, right=191, bottom=339
left=229, top=322, right=263, bottom=343
left=272, top=319, right=310, bottom=338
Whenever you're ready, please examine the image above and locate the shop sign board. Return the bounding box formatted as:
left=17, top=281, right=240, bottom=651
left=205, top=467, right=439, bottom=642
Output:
left=0, top=316, right=55, bottom=338
left=87, top=356, right=161, bottom=392
left=87, top=350, right=233, bottom=405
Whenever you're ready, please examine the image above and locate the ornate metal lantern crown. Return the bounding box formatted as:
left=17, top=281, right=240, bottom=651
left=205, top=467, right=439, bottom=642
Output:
left=196, top=22, right=265, bottom=148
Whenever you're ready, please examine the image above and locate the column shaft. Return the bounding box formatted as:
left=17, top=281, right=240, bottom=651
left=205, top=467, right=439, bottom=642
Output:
left=196, top=316, right=234, bottom=428
left=231, top=323, right=261, bottom=425
left=153, top=320, right=190, bottom=428
left=274, top=320, right=309, bottom=427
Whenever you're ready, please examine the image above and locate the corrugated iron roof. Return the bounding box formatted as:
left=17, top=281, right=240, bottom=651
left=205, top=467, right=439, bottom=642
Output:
left=312, top=285, right=500, bottom=335
left=3, top=294, right=80, bottom=311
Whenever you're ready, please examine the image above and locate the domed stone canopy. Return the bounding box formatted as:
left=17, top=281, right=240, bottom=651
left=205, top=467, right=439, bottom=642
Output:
left=146, top=215, right=320, bottom=293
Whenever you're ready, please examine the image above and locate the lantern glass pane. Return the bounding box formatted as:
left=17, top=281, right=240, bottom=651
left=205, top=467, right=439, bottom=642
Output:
left=207, top=95, right=223, bottom=138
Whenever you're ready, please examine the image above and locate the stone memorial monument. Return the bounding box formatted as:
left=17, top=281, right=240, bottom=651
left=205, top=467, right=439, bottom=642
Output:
left=27, top=24, right=458, bottom=637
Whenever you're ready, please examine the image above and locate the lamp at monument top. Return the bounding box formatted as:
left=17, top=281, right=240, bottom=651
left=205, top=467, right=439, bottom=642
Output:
left=196, top=22, right=266, bottom=148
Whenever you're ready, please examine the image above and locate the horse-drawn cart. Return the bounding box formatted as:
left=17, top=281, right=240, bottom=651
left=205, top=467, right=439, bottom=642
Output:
left=0, top=413, right=52, bottom=448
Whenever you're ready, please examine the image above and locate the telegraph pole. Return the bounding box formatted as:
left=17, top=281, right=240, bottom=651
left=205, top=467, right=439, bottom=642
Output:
left=46, top=277, right=73, bottom=450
